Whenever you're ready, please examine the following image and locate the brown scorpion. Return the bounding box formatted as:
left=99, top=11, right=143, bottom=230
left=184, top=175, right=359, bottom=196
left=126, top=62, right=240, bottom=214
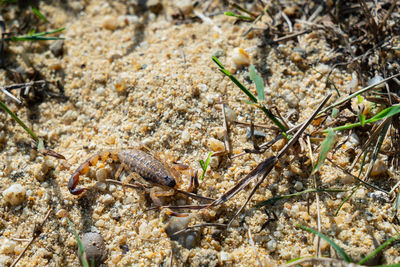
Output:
left=68, top=149, right=212, bottom=215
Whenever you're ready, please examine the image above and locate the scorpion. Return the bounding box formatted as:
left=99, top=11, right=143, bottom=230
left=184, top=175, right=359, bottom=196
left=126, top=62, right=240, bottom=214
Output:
left=68, top=149, right=212, bottom=216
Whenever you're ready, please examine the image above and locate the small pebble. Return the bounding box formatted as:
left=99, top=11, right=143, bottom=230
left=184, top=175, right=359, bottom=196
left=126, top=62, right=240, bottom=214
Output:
left=219, top=251, right=232, bottom=263
left=282, top=89, right=299, bottom=108
left=370, top=159, right=387, bottom=177
left=96, top=167, right=110, bottom=182
left=316, top=63, right=330, bottom=74
left=207, top=138, right=225, bottom=152
left=368, top=75, right=386, bottom=89
left=50, top=40, right=64, bottom=57
left=294, top=181, right=303, bottom=191
left=182, top=130, right=191, bottom=144
left=79, top=232, right=107, bottom=267
left=347, top=133, right=360, bottom=147
left=165, top=216, right=200, bottom=249
left=346, top=71, right=358, bottom=92
left=56, top=209, right=68, bottom=218
left=113, top=77, right=127, bottom=93
left=100, top=194, right=114, bottom=205
left=102, top=16, right=119, bottom=30
left=174, top=0, right=194, bottom=15
left=0, top=239, right=16, bottom=254
left=231, top=48, right=250, bottom=68
left=267, top=239, right=277, bottom=251
left=246, top=129, right=266, bottom=139
left=2, top=184, right=26, bottom=206
left=224, top=105, right=237, bottom=124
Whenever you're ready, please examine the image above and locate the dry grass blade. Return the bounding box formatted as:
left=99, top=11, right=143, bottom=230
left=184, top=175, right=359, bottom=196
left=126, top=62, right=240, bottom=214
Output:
left=220, top=94, right=332, bottom=227
left=209, top=156, right=277, bottom=207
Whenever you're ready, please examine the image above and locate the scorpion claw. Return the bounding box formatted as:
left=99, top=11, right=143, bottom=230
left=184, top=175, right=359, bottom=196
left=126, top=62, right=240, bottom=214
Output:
left=69, top=187, right=87, bottom=195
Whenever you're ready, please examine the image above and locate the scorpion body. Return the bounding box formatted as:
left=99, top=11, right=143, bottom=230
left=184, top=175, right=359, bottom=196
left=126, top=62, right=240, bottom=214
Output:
left=68, top=149, right=177, bottom=195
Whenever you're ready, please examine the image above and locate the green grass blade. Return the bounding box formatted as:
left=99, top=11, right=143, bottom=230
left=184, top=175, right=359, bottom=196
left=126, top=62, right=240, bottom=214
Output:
left=0, top=100, right=38, bottom=141
left=199, top=152, right=212, bottom=180
left=328, top=104, right=400, bottom=132
left=312, top=128, right=335, bottom=174
left=357, top=233, right=400, bottom=265
left=212, top=56, right=288, bottom=133
left=67, top=218, right=89, bottom=267
left=224, top=12, right=254, bottom=21
left=212, top=56, right=258, bottom=103
left=318, top=73, right=400, bottom=116
left=231, top=3, right=257, bottom=18
left=297, top=224, right=352, bottom=263
left=335, top=186, right=359, bottom=216
left=31, top=6, right=49, bottom=23
left=358, top=111, right=366, bottom=127
left=4, top=27, right=65, bottom=42
left=249, top=65, right=264, bottom=102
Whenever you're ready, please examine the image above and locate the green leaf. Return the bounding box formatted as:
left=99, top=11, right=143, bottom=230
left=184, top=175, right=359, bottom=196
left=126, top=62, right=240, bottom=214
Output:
left=312, top=128, right=335, bottom=174
left=5, top=27, right=65, bottom=42
left=297, top=224, right=352, bottom=263
left=212, top=56, right=258, bottom=103
left=31, top=6, right=49, bottom=23
left=328, top=104, right=400, bottom=132
left=67, top=219, right=89, bottom=267
left=249, top=65, right=264, bottom=102
left=331, top=108, right=339, bottom=118
left=358, top=110, right=366, bottom=127
left=212, top=56, right=288, bottom=134
left=199, top=152, right=212, bottom=180
left=0, top=100, right=38, bottom=141
left=224, top=12, right=254, bottom=21
left=357, top=233, right=400, bottom=265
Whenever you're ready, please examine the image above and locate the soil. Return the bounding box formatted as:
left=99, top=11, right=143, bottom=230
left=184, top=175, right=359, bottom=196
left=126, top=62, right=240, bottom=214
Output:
left=0, top=1, right=399, bottom=266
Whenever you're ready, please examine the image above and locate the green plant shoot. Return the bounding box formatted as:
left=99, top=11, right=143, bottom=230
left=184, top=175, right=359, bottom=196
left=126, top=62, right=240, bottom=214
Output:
left=199, top=152, right=212, bottom=180
left=249, top=65, right=264, bottom=102
left=327, top=104, right=400, bottom=132
left=312, top=128, right=336, bottom=174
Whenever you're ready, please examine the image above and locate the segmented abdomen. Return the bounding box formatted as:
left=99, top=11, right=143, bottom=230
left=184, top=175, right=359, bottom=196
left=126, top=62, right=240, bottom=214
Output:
left=117, top=149, right=176, bottom=188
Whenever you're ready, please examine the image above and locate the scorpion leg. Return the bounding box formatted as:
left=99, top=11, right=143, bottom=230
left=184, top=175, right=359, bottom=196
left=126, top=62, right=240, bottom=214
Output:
left=149, top=188, right=188, bottom=217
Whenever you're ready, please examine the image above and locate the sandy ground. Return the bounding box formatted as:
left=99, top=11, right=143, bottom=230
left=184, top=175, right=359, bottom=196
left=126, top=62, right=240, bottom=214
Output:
left=0, top=1, right=399, bottom=266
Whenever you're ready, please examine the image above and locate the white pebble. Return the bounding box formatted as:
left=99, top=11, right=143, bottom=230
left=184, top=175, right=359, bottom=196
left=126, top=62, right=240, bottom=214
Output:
left=174, top=0, right=194, bottom=15
left=224, top=105, right=237, bottom=124
left=370, top=159, right=387, bottom=177
left=267, top=239, right=277, bottom=251
left=346, top=71, right=358, bottom=92
left=2, top=184, right=26, bottom=206
left=0, top=239, right=16, bottom=254
left=368, top=75, right=385, bottom=89
left=348, top=133, right=360, bottom=147
left=100, top=194, right=114, bottom=205
left=182, top=130, right=191, bottom=144
left=316, top=64, right=330, bottom=74
left=282, top=89, right=298, bottom=108
left=231, top=48, right=250, bottom=68
left=219, top=251, right=232, bottom=263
